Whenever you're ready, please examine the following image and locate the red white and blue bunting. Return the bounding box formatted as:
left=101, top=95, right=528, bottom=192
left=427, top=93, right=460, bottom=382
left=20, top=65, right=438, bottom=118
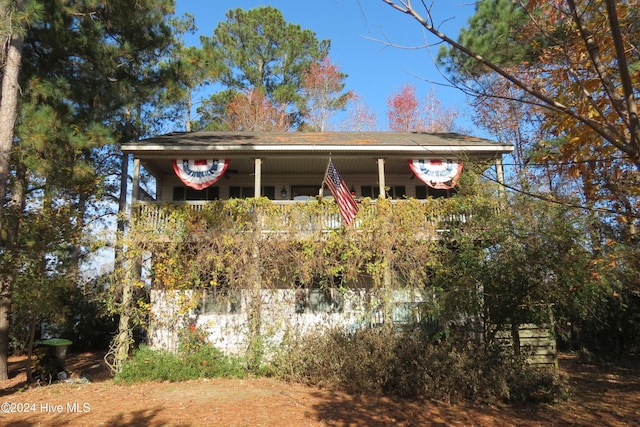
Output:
left=409, top=159, right=463, bottom=190
left=172, top=159, right=229, bottom=190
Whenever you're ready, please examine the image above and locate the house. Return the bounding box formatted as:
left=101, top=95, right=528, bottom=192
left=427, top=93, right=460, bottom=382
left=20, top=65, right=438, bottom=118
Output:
left=121, top=131, right=514, bottom=357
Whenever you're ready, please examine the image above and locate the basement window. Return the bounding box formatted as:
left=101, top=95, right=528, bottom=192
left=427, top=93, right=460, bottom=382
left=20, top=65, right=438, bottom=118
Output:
left=195, top=285, right=240, bottom=315
left=295, top=276, right=344, bottom=314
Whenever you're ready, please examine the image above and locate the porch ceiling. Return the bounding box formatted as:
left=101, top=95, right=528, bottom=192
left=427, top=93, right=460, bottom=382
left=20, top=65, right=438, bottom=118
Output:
left=139, top=157, right=423, bottom=178
left=123, top=131, right=513, bottom=178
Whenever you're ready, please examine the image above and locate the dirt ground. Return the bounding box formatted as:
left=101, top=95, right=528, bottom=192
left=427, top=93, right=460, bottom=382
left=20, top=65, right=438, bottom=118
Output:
left=1, top=351, right=639, bottom=427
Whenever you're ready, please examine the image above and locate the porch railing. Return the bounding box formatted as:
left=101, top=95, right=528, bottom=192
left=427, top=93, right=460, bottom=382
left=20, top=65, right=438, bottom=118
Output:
left=132, top=199, right=472, bottom=237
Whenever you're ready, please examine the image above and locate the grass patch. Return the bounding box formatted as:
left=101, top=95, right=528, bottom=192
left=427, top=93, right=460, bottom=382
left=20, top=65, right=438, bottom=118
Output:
left=115, top=345, right=247, bottom=383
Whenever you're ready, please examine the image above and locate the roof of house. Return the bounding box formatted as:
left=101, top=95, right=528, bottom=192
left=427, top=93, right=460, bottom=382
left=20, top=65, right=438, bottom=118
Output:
left=122, top=131, right=513, bottom=177
left=123, top=131, right=512, bottom=154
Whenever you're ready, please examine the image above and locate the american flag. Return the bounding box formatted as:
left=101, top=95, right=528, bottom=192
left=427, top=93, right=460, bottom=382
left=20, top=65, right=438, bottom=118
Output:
left=323, top=160, right=359, bottom=225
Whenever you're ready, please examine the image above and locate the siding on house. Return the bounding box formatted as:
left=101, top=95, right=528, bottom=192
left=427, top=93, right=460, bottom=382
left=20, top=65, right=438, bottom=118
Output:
left=151, top=290, right=558, bottom=367
left=149, top=288, right=377, bottom=355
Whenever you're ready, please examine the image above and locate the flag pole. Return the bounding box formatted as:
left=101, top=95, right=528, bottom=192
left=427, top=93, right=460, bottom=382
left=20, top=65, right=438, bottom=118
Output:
left=320, top=154, right=332, bottom=196
left=323, top=153, right=332, bottom=181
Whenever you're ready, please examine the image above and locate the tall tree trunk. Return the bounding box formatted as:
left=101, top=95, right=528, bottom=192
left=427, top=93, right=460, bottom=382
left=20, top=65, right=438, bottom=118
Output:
left=511, top=322, right=521, bottom=357
left=24, top=315, right=37, bottom=383
left=69, top=192, right=87, bottom=283
left=186, top=91, right=192, bottom=132
left=107, top=152, right=130, bottom=373
left=382, top=246, right=393, bottom=326
left=0, top=162, right=26, bottom=379
left=246, top=231, right=262, bottom=370
left=0, top=0, right=25, bottom=223
left=0, top=249, right=17, bottom=380
left=110, top=264, right=134, bottom=373
left=0, top=0, right=26, bottom=380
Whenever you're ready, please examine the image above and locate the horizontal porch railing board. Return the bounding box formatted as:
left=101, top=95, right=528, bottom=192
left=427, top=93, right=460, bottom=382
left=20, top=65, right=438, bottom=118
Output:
left=133, top=200, right=472, bottom=235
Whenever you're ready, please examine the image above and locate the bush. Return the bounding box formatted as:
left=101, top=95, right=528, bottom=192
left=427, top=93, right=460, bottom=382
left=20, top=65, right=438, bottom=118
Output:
left=271, top=327, right=568, bottom=403
left=177, top=324, right=210, bottom=355
left=115, top=345, right=247, bottom=383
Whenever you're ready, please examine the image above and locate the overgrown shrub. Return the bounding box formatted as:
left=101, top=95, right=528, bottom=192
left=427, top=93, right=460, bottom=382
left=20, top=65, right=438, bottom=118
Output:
left=115, top=345, right=246, bottom=383
left=271, top=327, right=568, bottom=403
left=177, top=324, right=209, bottom=355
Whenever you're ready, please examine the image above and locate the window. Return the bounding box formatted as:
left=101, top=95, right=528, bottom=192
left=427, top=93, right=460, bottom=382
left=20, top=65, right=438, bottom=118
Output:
left=295, top=276, right=344, bottom=314
left=391, top=302, right=424, bottom=324
left=390, top=186, right=406, bottom=199
left=188, top=269, right=241, bottom=315
left=361, top=185, right=406, bottom=199
left=173, top=186, right=219, bottom=201
left=415, top=185, right=457, bottom=199
left=229, top=186, right=275, bottom=199
left=295, top=288, right=344, bottom=314
left=360, top=185, right=377, bottom=198
left=195, top=280, right=240, bottom=315
left=290, top=185, right=320, bottom=200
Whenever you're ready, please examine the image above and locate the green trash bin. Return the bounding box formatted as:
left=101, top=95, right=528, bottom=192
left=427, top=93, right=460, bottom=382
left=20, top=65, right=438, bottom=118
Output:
left=34, top=338, right=73, bottom=380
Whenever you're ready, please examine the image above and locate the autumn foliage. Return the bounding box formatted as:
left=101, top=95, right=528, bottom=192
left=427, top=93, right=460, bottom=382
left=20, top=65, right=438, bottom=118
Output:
left=340, top=93, right=379, bottom=131
left=301, top=57, right=352, bottom=131
left=386, top=84, right=457, bottom=132
left=224, top=88, right=290, bottom=131
left=386, top=85, right=420, bottom=132
left=390, top=0, right=640, bottom=230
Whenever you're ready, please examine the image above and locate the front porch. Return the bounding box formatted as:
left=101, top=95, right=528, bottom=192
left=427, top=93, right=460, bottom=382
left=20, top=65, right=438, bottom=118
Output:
left=132, top=197, right=476, bottom=239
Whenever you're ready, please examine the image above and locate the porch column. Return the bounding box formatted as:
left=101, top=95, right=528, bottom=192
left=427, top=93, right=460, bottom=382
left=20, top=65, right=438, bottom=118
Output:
left=377, top=158, right=386, bottom=198
left=132, top=157, right=141, bottom=204
left=495, top=156, right=505, bottom=197
left=254, top=158, right=262, bottom=198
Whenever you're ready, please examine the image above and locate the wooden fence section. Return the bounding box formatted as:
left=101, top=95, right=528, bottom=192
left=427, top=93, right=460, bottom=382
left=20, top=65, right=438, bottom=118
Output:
left=496, top=323, right=557, bottom=368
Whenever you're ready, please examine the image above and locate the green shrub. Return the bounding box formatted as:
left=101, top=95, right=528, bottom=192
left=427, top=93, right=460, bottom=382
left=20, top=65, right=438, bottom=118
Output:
left=115, top=345, right=247, bottom=383
left=271, top=327, right=568, bottom=403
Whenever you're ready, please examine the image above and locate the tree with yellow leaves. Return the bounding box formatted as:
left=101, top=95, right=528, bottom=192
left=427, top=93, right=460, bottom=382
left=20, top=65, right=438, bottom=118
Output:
left=382, top=0, right=639, bottom=237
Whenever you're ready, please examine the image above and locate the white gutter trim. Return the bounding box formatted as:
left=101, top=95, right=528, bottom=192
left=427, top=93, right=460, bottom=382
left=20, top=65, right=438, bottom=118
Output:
left=122, top=144, right=514, bottom=154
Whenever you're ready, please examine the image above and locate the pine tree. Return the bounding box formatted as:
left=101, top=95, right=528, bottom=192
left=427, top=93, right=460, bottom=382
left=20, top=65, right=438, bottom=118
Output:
left=439, top=0, right=534, bottom=77
left=0, top=0, right=175, bottom=379
left=0, top=0, right=42, bottom=381
left=199, top=6, right=331, bottom=129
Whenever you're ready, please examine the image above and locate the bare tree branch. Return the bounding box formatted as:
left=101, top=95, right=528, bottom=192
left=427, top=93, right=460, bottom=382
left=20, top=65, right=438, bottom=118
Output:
left=380, top=0, right=640, bottom=167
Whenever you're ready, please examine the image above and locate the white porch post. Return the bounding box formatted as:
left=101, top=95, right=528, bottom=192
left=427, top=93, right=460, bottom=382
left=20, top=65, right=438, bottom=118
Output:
left=495, top=156, right=505, bottom=197
left=377, top=158, right=386, bottom=198
left=254, top=158, right=262, bottom=198
left=132, top=158, right=140, bottom=204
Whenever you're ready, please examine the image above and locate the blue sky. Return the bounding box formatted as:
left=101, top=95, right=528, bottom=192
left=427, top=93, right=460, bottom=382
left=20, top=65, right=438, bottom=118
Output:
left=174, top=0, right=478, bottom=133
